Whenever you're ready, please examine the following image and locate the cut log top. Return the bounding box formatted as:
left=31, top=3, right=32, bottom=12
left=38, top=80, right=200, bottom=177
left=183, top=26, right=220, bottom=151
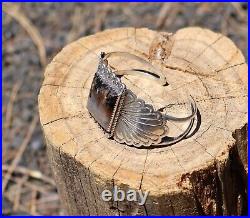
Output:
left=38, top=27, right=247, bottom=215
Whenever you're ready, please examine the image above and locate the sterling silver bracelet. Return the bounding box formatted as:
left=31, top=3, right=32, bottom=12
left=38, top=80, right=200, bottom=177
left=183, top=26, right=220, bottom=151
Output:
left=87, top=52, right=197, bottom=148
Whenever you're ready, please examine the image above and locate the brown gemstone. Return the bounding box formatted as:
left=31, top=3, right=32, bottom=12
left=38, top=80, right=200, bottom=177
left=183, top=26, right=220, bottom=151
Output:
left=87, top=63, right=125, bottom=132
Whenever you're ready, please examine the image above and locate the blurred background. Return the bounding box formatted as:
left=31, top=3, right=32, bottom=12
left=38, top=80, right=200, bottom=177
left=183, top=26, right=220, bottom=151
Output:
left=2, top=2, right=248, bottom=215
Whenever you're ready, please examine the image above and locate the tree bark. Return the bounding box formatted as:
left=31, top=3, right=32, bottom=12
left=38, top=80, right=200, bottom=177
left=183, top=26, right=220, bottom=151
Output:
left=38, top=27, right=248, bottom=215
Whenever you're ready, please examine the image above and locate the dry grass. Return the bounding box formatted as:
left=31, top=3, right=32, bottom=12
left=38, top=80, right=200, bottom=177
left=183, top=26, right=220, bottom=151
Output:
left=3, top=3, right=47, bottom=66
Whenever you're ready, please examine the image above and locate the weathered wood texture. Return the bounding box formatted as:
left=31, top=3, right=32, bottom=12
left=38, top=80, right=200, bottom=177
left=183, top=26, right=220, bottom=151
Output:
left=38, top=27, right=248, bottom=215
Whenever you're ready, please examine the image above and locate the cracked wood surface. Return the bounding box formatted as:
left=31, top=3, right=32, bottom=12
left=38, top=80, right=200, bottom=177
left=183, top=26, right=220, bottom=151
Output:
left=38, top=27, right=248, bottom=215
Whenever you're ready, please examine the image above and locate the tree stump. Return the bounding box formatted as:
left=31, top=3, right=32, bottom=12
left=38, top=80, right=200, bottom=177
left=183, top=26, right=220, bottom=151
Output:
left=38, top=27, right=248, bottom=215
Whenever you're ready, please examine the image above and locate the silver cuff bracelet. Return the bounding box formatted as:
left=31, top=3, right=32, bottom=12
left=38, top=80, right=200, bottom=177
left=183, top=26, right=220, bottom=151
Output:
left=87, top=52, right=197, bottom=148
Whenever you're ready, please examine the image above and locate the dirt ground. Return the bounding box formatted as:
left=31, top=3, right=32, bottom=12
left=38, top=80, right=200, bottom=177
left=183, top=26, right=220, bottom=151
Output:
left=2, top=2, right=248, bottom=215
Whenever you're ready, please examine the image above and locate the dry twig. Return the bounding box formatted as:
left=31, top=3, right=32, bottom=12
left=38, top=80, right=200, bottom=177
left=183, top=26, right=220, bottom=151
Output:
left=4, top=191, right=34, bottom=215
left=6, top=176, right=53, bottom=194
left=30, top=189, right=38, bottom=214
left=13, top=175, right=28, bottom=212
left=156, top=3, right=172, bottom=29
left=2, top=164, right=55, bottom=186
left=3, top=81, right=22, bottom=159
left=2, top=115, right=39, bottom=192
left=4, top=81, right=22, bottom=130
left=3, top=3, right=47, bottom=66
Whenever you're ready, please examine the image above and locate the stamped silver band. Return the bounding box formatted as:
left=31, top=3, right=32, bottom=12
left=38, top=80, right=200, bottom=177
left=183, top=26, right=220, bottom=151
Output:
left=87, top=52, right=197, bottom=148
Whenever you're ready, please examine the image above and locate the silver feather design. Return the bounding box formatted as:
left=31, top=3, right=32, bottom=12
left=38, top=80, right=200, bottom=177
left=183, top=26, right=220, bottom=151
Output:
left=96, top=52, right=197, bottom=147
left=113, top=90, right=168, bottom=147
